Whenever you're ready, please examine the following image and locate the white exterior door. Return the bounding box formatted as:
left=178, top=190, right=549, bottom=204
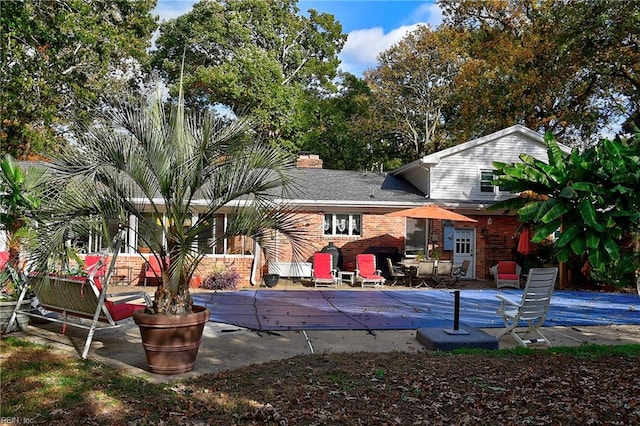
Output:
left=453, top=228, right=475, bottom=279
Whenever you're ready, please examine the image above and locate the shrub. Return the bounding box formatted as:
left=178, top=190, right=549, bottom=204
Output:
left=201, top=268, right=240, bottom=291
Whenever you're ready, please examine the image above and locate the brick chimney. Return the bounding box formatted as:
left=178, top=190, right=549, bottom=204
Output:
left=296, top=152, right=323, bottom=169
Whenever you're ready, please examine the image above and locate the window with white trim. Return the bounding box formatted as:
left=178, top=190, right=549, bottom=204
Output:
left=196, top=213, right=254, bottom=255
left=480, top=170, right=495, bottom=193
left=323, top=213, right=362, bottom=236
left=480, top=169, right=507, bottom=194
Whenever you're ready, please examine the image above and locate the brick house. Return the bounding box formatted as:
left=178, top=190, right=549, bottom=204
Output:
left=3, top=125, right=569, bottom=287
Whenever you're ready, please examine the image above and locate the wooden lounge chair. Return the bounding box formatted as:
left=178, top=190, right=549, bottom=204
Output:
left=6, top=235, right=152, bottom=359
left=491, top=261, right=522, bottom=289
left=355, top=254, right=385, bottom=287
left=496, top=267, right=558, bottom=347
left=311, top=252, right=339, bottom=287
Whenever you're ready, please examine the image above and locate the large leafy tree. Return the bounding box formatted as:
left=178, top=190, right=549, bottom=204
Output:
left=366, top=25, right=464, bottom=159
left=299, top=72, right=383, bottom=170
left=151, top=0, right=346, bottom=152
left=490, top=131, right=640, bottom=286
left=30, top=78, right=309, bottom=315
left=1, top=0, right=157, bottom=159
left=439, top=0, right=640, bottom=144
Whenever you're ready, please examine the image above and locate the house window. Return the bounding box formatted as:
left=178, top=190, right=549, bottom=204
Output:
left=480, top=170, right=495, bottom=193
left=196, top=213, right=254, bottom=255
left=405, top=218, right=427, bottom=256
left=480, top=169, right=507, bottom=193
left=323, top=213, right=362, bottom=236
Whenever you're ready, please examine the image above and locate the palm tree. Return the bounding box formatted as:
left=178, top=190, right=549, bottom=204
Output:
left=30, top=82, right=308, bottom=315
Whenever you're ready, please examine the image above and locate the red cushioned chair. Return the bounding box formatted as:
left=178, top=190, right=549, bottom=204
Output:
left=355, top=254, right=386, bottom=288
left=143, top=256, right=168, bottom=287
left=491, top=261, right=522, bottom=289
left=85, top=254, right=107, bottom=278
left=311, top=252, right=339, bottom=287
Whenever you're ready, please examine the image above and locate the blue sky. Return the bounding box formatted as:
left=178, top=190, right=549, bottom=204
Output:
left=154, top=0, right=443, bottom=76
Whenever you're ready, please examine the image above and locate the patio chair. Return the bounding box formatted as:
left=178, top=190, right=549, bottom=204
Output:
left=495, top=267, right=558, bottom=347
left=491, top=261, right=522, bottom=289
left=452, top=259, right=471, bottom=285
left=432, top=260, right=454, bottom=286
left=85, top=254, right=106, bottom=278
left=386, top=257, right=406, bottom=286
left=6, top=232, right=152, bottom=359
left=355, top=254, right=385, bottom=287
left=414, top=260, right=436, bottom=288
left=143, top=256, right=168, bottom=287
left=311, top=252, right=339, bottom=287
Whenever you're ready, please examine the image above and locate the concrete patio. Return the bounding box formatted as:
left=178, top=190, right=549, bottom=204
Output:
left=5, top=279, right=640, bottom=384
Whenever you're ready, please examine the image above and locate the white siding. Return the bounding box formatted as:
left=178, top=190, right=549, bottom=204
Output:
left=430, top=133, right=550, bottom=201
left=402, top=166, right=430, bottom=196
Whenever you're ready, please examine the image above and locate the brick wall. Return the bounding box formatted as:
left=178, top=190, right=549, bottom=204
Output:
left=106, top=212, right=522, bottom=285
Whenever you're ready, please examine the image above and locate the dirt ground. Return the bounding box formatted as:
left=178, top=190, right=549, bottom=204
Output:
left=3, top=344, right=639, bottom=425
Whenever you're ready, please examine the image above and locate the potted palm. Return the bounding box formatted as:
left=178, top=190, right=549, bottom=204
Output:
left=29, top=76, right=307, bottom=374
left=0, top=154, right=44, bottom=332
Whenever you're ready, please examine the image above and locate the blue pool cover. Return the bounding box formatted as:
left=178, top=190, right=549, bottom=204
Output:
left=192, top=289, right=640, bottom=332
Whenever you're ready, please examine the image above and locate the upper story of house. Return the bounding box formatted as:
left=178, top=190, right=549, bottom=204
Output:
left=390, top=124, right=571, bottom=210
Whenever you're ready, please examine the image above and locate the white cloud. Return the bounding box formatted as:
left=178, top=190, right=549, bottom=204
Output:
left=413, top=2, right=443, bottom=27
left=340, top=24, right=424, bottom=75
left=339, top=2, right=443, bottom=76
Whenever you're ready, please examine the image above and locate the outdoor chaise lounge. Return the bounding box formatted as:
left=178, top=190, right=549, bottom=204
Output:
left=311, top=252, right=339, bottom=287
left=355, top=254, right=385, bottom=287
left=496, top=267, right=558, bottom=347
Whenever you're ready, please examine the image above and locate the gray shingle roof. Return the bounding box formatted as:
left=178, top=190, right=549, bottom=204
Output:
left=284, top=168, right=426, bottom=204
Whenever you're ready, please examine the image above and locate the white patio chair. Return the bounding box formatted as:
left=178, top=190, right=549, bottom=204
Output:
left=495, top=267, right=558, bottom=347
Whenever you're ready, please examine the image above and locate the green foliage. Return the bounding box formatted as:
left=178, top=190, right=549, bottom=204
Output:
left=152, top=0, right=346, bottom=154
left=31, top=77, right=309, bottom=315
left=0, top=154, right=45, bottom=288
left=366, top=26, right=461, bottom=160
left=299, top=72, right=383, bottom=170
left=1, top=0, right=157, bottom=158
left=490, top=131, right=640, bottom=285
left=367, top=0, right=638, bottom=150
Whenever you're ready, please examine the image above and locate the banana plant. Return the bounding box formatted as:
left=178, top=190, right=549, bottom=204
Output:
left=490, top=130, right=640, bottom=282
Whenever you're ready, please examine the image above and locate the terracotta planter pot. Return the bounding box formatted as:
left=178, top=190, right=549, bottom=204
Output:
left=133, top=305, right=210, bottom=375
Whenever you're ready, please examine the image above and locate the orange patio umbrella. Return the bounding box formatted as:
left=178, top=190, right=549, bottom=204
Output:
left=387, top=205, right=478, bottom=222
